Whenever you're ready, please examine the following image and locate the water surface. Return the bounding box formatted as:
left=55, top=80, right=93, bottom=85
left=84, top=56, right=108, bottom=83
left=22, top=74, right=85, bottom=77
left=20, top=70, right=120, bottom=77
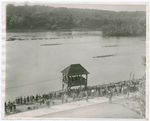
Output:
left=6, top=31, right=146, bottom=101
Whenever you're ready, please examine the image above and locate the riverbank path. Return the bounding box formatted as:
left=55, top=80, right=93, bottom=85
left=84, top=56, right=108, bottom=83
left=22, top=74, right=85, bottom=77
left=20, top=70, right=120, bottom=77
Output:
left=5, top=94, right=141, bottom=119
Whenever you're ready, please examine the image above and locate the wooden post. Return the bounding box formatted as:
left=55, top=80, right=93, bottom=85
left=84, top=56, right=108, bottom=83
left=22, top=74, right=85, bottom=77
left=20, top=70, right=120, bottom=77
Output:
left=128, top=72, right=133, bottom=98
left=85, top=74, right=88, bottom=87
left=62, top=74, right=64, bottom=90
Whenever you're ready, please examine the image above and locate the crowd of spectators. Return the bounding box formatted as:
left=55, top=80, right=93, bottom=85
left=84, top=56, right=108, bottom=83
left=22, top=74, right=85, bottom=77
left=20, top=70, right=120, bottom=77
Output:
left=5, top=78, right=142, bottom=114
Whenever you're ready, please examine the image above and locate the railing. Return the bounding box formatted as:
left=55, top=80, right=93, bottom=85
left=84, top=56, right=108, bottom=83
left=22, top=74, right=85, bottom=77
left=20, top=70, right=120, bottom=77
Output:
left=63, top=78, right=86, bottom=87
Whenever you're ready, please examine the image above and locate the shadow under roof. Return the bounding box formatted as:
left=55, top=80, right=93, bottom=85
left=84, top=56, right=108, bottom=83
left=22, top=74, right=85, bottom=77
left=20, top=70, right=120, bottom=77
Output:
left=61, top=64, right=89, bottom=76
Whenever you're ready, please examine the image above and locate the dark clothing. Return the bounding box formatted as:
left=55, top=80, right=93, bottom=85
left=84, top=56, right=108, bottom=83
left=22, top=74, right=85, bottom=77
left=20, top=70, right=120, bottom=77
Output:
left=27, top=96, right=30, bottom=103
left=109, top=91, right=113, bottom=103
left=5, top=102, right=7, bottom=112
left=10, top=103, right=13, bottom=111
left=36, top=95, right=38, bottom=102
left=42, top=98, right=45, bottom=104
left=24, top=98, right=26, bottom=104
left=20, top=97, right=22, bottom=104
left=13, top=101, right=16, bottom=110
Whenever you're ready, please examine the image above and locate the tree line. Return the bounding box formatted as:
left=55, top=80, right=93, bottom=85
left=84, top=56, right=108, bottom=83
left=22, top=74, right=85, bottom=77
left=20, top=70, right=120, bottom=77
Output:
left=6, top=4, right=146, bottom=36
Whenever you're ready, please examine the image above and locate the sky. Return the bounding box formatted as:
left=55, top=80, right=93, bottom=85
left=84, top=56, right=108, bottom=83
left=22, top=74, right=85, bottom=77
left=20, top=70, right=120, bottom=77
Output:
left=45, top=4, right=146, bottom=12
left=7, top=2, right=146, bottom=12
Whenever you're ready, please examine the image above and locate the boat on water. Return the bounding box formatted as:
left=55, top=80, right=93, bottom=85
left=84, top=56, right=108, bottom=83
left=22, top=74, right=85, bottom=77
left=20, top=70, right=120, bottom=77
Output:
left=6, top=38, right=15, bottom=41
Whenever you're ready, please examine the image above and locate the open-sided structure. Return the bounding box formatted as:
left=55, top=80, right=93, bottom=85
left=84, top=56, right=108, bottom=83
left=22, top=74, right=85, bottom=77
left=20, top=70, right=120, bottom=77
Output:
left=61, top=64, right=89, bottom=90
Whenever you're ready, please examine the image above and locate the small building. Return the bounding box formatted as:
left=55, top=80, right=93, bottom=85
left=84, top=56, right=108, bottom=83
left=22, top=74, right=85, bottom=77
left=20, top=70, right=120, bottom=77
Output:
left=61, top=64, right=89, bottom=91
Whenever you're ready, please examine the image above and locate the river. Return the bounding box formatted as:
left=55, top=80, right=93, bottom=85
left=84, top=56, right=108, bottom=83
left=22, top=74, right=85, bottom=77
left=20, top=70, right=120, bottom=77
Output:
left=5, top=31, right=146, bottom=101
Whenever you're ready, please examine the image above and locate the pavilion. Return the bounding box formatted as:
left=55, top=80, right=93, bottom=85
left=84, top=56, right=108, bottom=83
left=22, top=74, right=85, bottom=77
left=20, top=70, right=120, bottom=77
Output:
left=61, top=64, right=89, bottom=91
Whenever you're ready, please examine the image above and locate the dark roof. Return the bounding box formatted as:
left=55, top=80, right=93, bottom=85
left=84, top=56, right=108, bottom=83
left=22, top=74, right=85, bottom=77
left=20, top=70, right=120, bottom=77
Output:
left=61, top=64, right=89, bottom=76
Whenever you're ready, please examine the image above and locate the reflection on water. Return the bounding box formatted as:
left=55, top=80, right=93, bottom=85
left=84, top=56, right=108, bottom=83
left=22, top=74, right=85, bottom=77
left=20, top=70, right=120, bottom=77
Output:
left=6, top=31, right=146, bottom=101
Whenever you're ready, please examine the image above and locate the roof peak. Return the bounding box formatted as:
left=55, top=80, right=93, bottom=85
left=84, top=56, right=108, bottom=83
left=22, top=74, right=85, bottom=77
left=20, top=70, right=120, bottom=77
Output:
left=70, top=63, right=81, bottom=66
left=61, top=63, right=89, bottom=76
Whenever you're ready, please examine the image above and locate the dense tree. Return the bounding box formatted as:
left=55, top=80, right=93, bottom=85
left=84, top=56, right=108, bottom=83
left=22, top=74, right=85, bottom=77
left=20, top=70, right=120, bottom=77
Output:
left=126, top=75, right=146, bottom=118
left=124, top=57, right=146, bottom=118
left=6, top=4, right=146, bottom=36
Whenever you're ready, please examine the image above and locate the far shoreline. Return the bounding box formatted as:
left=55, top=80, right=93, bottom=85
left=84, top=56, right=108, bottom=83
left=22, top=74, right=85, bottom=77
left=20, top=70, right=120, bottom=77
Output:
left=6, top=28, right=146, bottom=38
left=6, top=28, right=102, bottom=33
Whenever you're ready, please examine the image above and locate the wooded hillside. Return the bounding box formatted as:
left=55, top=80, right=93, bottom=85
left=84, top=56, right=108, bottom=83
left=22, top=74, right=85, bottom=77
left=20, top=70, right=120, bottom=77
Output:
left=6, top=4, right=146, bottom=36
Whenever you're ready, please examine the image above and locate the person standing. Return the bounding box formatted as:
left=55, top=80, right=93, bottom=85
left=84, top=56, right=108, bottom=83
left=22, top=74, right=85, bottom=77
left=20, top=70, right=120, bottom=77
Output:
left=32, top=95, right=35, bottom=102
left=36, top=94, right=38, bottom=102
left=117, top=86, right=120, bottom=96
left=112, top=87, right=115, bottom=96
left=42, top=98, right=45, bottom=105
left=17, top=97, right=20, bottom=105
left=7, top=100, right=10, bottom=112
left=85, top=91, right=89, bottom=102
left=15, top=97, right=18, bottom=105
left=102, top=88, right=105, bottom=96
left=39, top=98, right=42, bottom=106
left=46, top=99, right=50, bottom=108
left=72, top=91, right=76, bottom=101
left=96, top=90, right=99, bottom=99
left=24, top=96, right=26, bottom=105
left=20, top=96, right=23, bottom=105
left=30, top=95, right=33, bottom=102
left=106, top=87, right=108, bottom=97
left=127, top=83, right=130, bottom=98
left=13, top=101, right=17, bottom=111
left=27, top=96, right=30, bottom=104
left=100, top=87, right=103, bottom=96
left=52, top=99, right=54, bottom=105
left=9, top=102, right=13, bottom=112
left=5, top=102, right=7, bottom=113
left=64, top=93, right=68, bottom=102
left=108, top=90, right=113, bottom=103
left=91, top=89, right=94, bottom=98
left=121, top=86, right=124, bottom=94
left=61, top=93, right=64, bottom=104
left=80, top=91, right=83, bottom=100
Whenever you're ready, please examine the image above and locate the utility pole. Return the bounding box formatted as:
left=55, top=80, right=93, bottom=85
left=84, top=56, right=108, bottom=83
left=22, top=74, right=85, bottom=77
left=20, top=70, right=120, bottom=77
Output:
left=128, top=72, right=133, bottom=98
left=133, top=73, right=135, bottom=81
